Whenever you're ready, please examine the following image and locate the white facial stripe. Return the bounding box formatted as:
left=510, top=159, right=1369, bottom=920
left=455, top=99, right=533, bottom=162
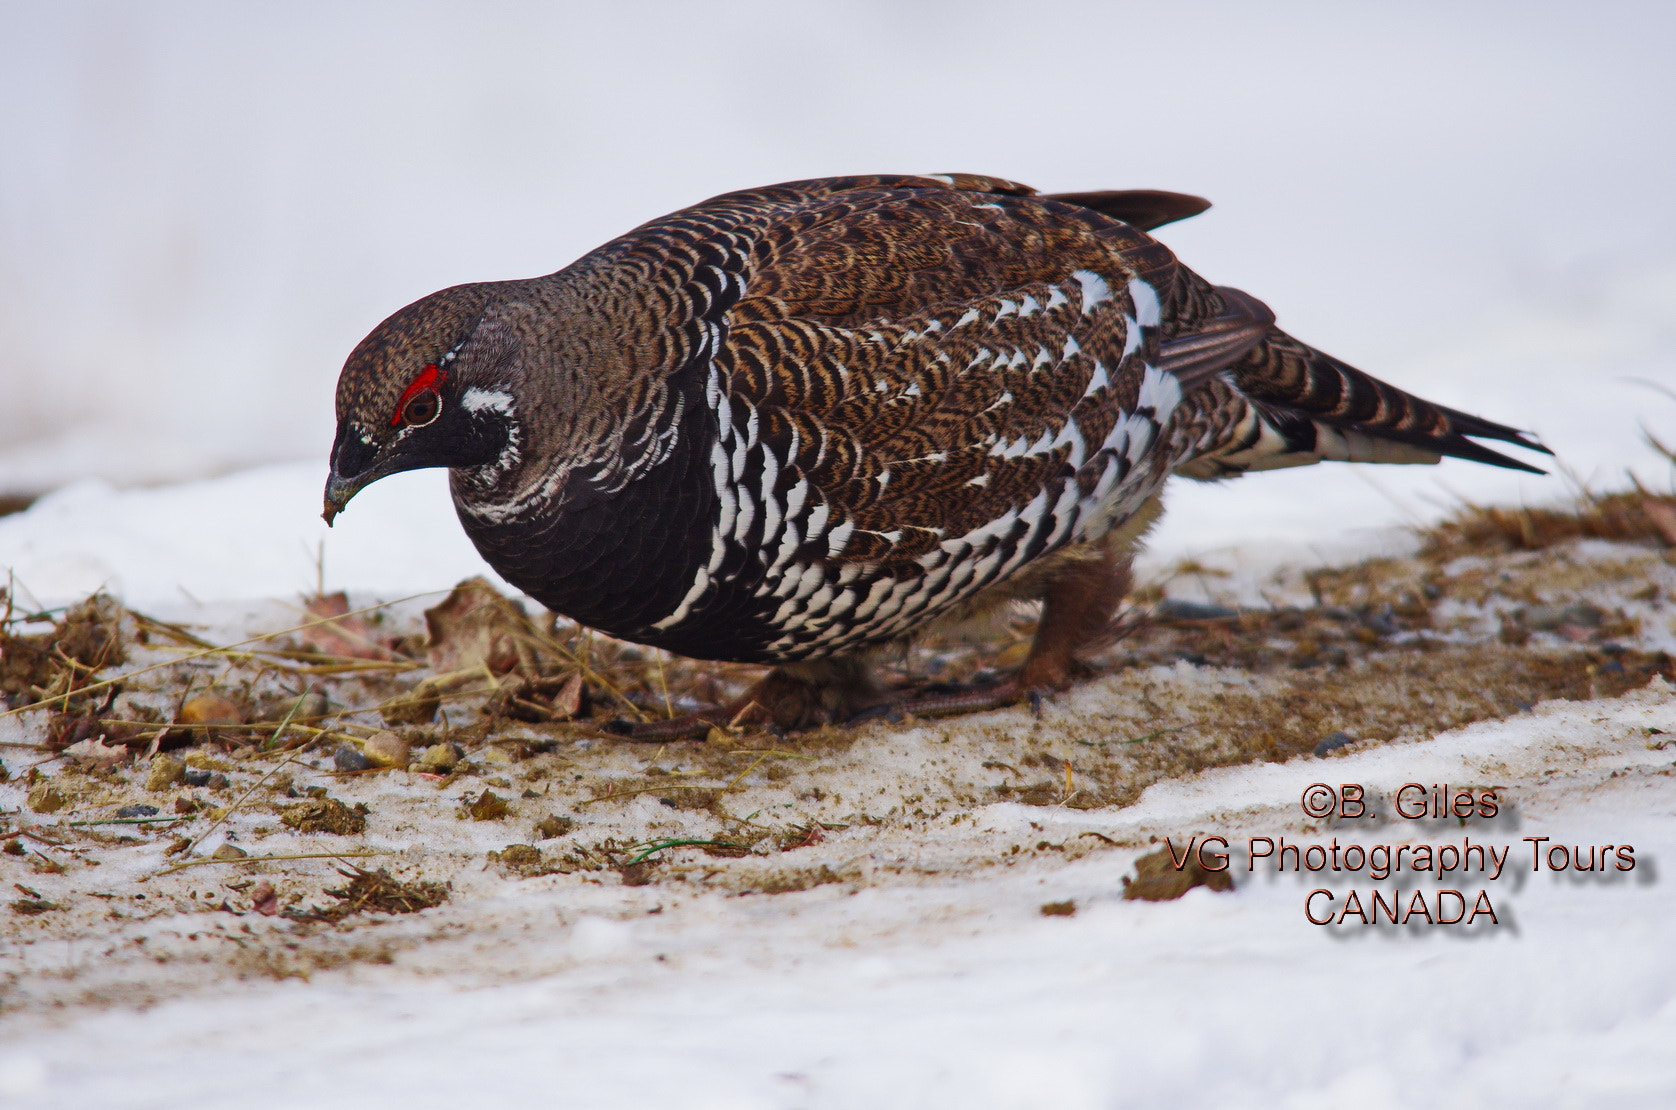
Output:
left=461, top=387, right=515, bottom=415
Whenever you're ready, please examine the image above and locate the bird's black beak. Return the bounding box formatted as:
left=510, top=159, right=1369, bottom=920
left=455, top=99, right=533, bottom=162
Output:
left=322, top=426, right=382, bottom=526
left=321, top=474, right=359, bottom=526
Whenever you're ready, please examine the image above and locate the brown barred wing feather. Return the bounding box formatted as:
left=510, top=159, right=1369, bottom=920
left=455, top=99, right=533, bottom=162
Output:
left=720, top=186, right=1181, bottom=574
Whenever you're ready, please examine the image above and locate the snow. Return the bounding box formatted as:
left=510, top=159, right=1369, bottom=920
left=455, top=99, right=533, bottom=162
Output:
left=2, top=676, right=1673, bottom=1108
left=3, top=3, right=1676, bottom=1105
left=2, top=462, right=1674, bottom=1108
left=0, top=465, right=498, bottom=611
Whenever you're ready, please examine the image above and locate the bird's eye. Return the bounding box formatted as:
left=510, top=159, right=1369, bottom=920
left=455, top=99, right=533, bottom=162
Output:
left=390, top=363, right=448, bottom=428
left=401, top=390, right=442, bottom=427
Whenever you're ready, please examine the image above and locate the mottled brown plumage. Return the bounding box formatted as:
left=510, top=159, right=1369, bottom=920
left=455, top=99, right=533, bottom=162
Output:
left=324, top=174, right=1547, bottom=732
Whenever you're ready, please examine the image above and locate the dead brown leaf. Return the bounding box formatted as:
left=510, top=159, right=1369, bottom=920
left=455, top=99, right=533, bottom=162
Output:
left=485, top=672, right=585, bottom=722
left=1123, top=847, right=1235, bottom=902
left=423, top=578, right=536, bottom=675
left=299, top=593, right=397, bottom=660
left=250, top=880, right=280, bottom=916
left=1642, top=498, right=1676, bottom=547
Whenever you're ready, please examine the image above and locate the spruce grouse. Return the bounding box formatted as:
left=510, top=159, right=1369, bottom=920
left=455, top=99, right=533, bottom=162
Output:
left=324, top=174, right=1547, bottom=733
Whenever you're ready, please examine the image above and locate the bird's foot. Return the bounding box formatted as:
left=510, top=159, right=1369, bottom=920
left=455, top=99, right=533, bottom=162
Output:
left=600, top=712, right=726, bottom=742
left=846, top=674, right=1061, bottom=724
left=600, top=654, right=1082, bottom=738
left=602, top=658, right=881, bottom=740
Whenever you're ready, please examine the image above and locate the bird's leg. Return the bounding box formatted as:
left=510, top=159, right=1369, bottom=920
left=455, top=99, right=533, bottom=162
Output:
left=611, top=546, right=1133, bottom=738
left=605, top=654, right=885, bottom=740
left=731, top=656, right=888, bottom=729
left=883, top=542, right=1134, bottom=720
left=1019, top=541, right=1134, bottom=690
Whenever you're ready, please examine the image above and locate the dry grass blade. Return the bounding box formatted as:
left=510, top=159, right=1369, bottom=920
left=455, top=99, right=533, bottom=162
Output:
left=128, top=611, right=218, bottom=650
left=652, top=649, right=674, bottom=719
left=153, top=850, right=389, bottom=877
left=149, top=640, right=422, bottom=675
left=1421, top=490, right=1676, bottom=558
left=721, top=751, right=776, bottom=796
left=520, top=624, right=645, bottom=721
left=1, top=591, right=447, bottom=721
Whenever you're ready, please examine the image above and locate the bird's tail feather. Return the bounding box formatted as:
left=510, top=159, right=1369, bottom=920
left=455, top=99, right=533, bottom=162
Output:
left=1171, top=324, right=1550, bottom=480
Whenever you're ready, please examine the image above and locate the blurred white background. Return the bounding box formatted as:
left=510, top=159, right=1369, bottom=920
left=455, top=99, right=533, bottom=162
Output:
left=2, top=0, right=1673, bottom=545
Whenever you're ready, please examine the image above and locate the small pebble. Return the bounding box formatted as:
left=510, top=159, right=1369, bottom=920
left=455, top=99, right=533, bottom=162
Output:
left=182, top=768, right=213, bottom=787
left=360, top=731, right=411, bottom=769
left=417, top=743, right=462, bottom=772
left=211, top=844, right=249, bottom=861
left=334, top=744, right=374, bottom=772
left=1314, top=731, right=1357, bottom=757
left=1360, top=610, right=1399, bottom=636
left=535, top=814, right=576, bottom=839
left=180, top=693, right=243, bottom=726
left=116, top=804, right=160, bottom=819
left=145, top=754, right=186, bottom=792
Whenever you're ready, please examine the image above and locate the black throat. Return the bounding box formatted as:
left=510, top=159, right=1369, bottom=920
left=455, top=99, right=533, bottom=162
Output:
left=449, top=377, right=720, bottom=646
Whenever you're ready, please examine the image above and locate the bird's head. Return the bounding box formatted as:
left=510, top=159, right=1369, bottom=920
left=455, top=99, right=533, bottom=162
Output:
left=323, top=283, right=528, bottom=525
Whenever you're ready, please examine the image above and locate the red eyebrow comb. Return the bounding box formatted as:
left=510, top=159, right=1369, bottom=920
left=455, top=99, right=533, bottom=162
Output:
left=391, top=364, right=446, bottom=426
